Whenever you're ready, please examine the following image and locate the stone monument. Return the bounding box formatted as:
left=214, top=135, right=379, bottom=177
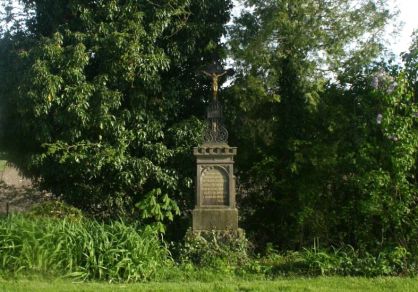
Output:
left=192, top=61, right=238, bottom=231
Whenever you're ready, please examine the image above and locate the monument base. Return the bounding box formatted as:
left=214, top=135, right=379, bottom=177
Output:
left=182, top=227, right=248, bottom=266
left=192, top=208, right=238, bottom=231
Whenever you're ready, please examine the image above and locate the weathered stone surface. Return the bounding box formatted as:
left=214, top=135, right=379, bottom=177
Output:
left=201, top=166, right=228, bottom=205
left=193, top=144, right=237, bottom=157
left=192, top=208, right=238, bottom=231
left=192, top=143, right=239, bottom=231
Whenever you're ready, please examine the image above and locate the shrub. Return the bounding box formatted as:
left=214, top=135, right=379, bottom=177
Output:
left=300, top=245, right=412, bottom=276
left=179, top=228, right=250, bottom=272
left=258, top=245, right=414, bottom=277
left=27, top=201, right=83, bottom=220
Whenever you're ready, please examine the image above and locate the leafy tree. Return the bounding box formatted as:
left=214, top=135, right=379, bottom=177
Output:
left=317, top=67, right=417, bottom=250
left=0, top=0, right=232, bottom=230
left=402, top=30, right=418, bottom=219
left=403, top=31, right=418, bottom=100
left=226, top=0, right=398, bottom=248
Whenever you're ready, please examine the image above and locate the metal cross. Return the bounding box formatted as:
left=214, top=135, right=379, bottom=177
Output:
left=202, top=61, right=234, bottom=101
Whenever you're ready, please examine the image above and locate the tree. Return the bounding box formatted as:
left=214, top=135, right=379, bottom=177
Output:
left=0, top=0, right=232, bottom=231
left=316, top=66, right=417, bottom=251
left=403, top=31, right=418, bottom=100
left=226, top=0, right=397, bottom=248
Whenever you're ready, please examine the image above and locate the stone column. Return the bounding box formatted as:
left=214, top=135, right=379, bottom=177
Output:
left=192, top=143, right=238, bottom=231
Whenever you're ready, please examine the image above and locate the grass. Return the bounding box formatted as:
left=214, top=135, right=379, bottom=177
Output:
left=0, top=160, right=6, bottom=172
left=1, top=208, right=418, bottom=291
left=0, top=214, right=172, bottom=282
left=1, top=276, right=418, bottom=291
left=0, top=151, right=7, bottom=172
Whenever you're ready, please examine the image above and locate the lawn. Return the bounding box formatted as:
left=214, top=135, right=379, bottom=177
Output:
left=1, top=277, right=418, bottom=292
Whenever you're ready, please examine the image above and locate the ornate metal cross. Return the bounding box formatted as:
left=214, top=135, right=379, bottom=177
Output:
left=202, top=61, right=234, bottom=101
left=201, top=61, right=234, bottom=143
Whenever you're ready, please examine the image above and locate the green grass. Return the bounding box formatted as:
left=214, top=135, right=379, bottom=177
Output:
left=0, top=214, right=172, bottom=282
left=0, top=151, right=7, bottom=171
left=1, top=277, right=418, bottom=291
left=1, top=211, right=418, bottom=291
left=0, top=160, right=6, bottom=172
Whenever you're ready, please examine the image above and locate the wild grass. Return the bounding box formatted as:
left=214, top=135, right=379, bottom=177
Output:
left=0, top=214, right=172, bottom=282
left=0, top=212, right=416, bottom=284
left=0, top=160, right=6, bottom=172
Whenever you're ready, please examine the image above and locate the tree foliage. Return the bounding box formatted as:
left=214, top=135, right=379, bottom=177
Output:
left=1, top=0, right=417, bottom=253
left=0, top=0, right=232, bottom=228
left=403, top=31, right=418, bottom=100
left=226, top=0, right=417, bottom=250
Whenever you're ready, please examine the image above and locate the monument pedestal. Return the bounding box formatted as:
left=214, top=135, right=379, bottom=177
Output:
left=192, top=208, right=238, bottom=230
left=192, top=143, right=238, bottom=231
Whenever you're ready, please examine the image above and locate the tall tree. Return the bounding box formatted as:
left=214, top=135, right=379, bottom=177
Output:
left=0, top=0, right=232, bottom=230
left=227, top=0, right=395, bottom=248
left=403, top=31, right=418, bottom=100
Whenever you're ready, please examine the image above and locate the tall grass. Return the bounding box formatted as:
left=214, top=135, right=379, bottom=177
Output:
left=0, top=214, right=172, bottom=282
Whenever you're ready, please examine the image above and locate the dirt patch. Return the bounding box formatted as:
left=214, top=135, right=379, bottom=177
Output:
left=0, top=164, right=52, bottom=215
left=1, top=164, right=32, bottom=188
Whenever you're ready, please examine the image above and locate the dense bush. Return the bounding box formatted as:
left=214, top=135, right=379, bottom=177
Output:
left=27, top=201, right=84, bottom=220
left=179, top=229, right=250, bottom=271
left=0, top=0, right=231, bottom=226
left=0, top=214, right=172, bottom=282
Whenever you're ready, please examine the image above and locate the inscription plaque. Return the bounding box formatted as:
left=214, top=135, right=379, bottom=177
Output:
left=201, top=167, right=228, bottom=205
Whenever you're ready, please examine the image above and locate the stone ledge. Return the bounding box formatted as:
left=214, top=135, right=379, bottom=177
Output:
left=193, top=145, right=237, bottom=156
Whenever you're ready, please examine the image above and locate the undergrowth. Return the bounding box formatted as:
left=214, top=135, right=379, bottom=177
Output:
left=243, top=245, right=415, bottom=277
left=0, top=214, right=171, bottom=282
left=0, top=160, right=6, bottom=172
left=1, top=209, right=417, bottom=282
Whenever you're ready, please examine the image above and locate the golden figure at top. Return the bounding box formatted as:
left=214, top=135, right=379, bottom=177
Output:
left=202, top=69, right=228, bottom=101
